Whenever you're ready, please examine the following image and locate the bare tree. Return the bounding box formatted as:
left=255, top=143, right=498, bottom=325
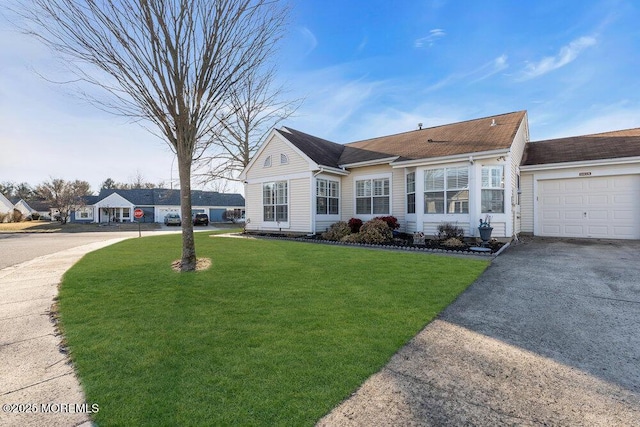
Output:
left=198, top=65, right=301, bottom=184
left=13, top=0, right=288, bottom=271
left=35, top=178, right=92, bottom=224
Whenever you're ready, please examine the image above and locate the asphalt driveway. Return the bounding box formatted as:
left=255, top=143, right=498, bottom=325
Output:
left=319, top=237, right=640, bottom=426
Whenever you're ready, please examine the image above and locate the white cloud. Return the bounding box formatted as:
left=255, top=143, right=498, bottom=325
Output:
left=519, top=36, right=597, bottom=81
left=297, top=26, right=318, bottom=56
left=414, top=29, right=446, bottom=48
left=425, top=54, right=509, bottom=90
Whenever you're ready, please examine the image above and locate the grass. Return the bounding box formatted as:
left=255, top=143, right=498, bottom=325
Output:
left=58, top=232, right=489, bottom=426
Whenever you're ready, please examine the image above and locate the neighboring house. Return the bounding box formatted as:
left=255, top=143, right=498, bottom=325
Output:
left=70, top=188, right=245, bottom=223
left=13, top=199, right=54, bottom=219
left=520, top=128, right=640, bottom=239
left=241, top=111, right=529, bottom=238
left=0, top=193, right=14, bottom=220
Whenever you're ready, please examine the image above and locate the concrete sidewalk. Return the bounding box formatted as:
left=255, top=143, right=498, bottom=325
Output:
left=0, top=238, right=130, bottom=427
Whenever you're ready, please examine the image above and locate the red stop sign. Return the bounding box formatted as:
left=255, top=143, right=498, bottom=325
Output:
left=134, top=208, right=144, bottom=219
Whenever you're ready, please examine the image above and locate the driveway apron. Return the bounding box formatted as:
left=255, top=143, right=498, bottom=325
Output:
left=319, top=238, right=640, bottom=426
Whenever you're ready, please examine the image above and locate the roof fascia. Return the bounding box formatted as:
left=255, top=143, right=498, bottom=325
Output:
left=390, top=149, right=510, bottom=168
left=520, top=156, right=640, bottom=171
left=339, top=156, right=399, bottom=169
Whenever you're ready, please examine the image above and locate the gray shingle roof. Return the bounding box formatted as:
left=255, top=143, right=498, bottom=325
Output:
left=97, top=188, right=245, bottom=207
left=523, top=128, right=640, bottom=165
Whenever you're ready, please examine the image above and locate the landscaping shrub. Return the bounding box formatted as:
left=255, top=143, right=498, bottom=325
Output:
left=11, top=209, right=23, bottom=223
left=436, top=222, right=464, bottom=240
left=374, top=215, right=400, bottom=230
left=340, top=233, right=362, bottom=243
left=321, top=221, right=351, bottom=241
left=31, top=212, right=40, bottom=220
left=348, top=218, right=363, bottom=233
left=442, top=237, right=466, bottom=248
left=0, top=212, right=8, bottom=223
left=358, top=218, right=393, bottom=244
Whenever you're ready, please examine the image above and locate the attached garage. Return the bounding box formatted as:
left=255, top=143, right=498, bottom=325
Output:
left=538, top=175, right=640, bottom=239
left=520, top=128, right=640, bottom=240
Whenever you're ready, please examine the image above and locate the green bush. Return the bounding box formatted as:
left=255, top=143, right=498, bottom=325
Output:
left=358, top=218, right=393, bottom=244
left=321, top=221, right=351, bottom=241
left=341, top=233, right=362, bottom=243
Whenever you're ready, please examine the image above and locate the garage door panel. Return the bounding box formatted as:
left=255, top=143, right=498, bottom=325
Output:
left=565, top=180, right=585, bottom=190
left=587, top=194, right=608, bottom=204
left=565, top=195, right=584, bottom=204
left=563, top=210, right=583, bottom=220
left=539, top=175, right=640, bottom=239
left=613, top=210, right=633, bottom=220
left=588, top=210, right=608, bottom=220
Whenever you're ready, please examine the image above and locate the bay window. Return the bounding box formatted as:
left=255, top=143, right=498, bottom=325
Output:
left=481, top=166, right=504, bottom=213
left=424, top=167, right=469, bottom=214
left=406, top=172, right=415, bottom=214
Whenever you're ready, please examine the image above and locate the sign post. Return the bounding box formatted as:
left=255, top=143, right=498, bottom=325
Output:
left=133, top=209, right=144, bottom=237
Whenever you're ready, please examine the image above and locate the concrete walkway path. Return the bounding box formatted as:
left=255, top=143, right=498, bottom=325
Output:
left=0, top=238, right=130, bottom=427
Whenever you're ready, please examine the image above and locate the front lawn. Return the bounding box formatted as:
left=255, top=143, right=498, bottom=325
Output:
left=59, top=233, right=488, bottom=426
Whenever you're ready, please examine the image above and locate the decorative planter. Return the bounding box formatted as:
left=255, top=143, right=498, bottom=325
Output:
left=478, top=226, right=493, bottom=243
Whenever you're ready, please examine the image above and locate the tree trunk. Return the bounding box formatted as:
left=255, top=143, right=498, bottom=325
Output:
left=177, top=154, right=196, bottom=272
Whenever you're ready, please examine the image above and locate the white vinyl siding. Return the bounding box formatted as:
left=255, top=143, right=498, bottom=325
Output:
left=520, top=173, right=534, bottom=233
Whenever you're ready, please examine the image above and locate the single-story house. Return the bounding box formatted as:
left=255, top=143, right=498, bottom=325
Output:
left=12, top=198, right=54, bottom=220
left=241, top=110, right=640, bottom=240
left=70, top=188, right=245, bottom=224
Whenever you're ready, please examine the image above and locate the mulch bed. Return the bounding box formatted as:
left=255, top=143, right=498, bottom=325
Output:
left=243, top=232, right=506, bottom=256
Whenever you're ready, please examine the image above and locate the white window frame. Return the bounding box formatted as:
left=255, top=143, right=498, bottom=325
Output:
left=406, top=172, right=416, bottom=214
left=354, top=174, right=391, bottom=217
left=481, top=165, right=505, bottom=213
left=316, top=178, right=339, bottom=215
left=263, top=155, right=272, bottom=168
left=263, top=181, right=289, bottom=225
left=424, top=166, right=469, bottom=214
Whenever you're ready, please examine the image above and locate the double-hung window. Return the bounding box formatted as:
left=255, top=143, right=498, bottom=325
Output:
left=424, top=167, right=469, bottom=214
left=263, top=181, right=288, bottom=222
left=481, top=166, right=504, bottom=213
left=316, top=179, right=339, bottom=215
left=356, top=177, right=390, bottom=215
left=406, top=172, right=416, bottom=214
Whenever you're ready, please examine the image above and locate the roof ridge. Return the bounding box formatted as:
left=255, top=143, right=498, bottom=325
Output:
left=345, top=110, right=526, bottom=146
left=532, top=127, right=640, bottom=144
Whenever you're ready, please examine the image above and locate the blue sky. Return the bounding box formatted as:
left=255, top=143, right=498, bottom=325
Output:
left=1, top=0, right=639, bottom=194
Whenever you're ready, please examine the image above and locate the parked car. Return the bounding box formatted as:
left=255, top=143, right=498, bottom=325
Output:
left=164, top=213, right=181, bottom=226
left=193, top=213, right=209, bottom=226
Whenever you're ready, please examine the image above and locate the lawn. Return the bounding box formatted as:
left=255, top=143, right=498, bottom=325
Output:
left=58, top=232, right=489, bottom=426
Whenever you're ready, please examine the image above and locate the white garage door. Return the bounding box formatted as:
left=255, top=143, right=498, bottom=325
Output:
left=539, top=175, right=640, bottom=239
